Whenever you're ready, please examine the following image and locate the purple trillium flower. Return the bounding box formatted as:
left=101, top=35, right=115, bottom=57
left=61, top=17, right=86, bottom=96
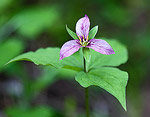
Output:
left=59, top=15, right=115, bottom=60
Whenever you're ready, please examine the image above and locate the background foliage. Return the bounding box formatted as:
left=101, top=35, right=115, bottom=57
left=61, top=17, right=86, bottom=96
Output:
left=0, top=0, right=149, bottom=117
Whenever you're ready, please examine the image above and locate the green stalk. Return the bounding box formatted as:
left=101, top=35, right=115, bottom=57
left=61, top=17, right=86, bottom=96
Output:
left=84, top=57, right=89, bottom=117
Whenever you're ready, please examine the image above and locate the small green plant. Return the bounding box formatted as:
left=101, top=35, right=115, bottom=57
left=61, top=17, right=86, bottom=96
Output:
left=8, top=15, right=128, bottom=117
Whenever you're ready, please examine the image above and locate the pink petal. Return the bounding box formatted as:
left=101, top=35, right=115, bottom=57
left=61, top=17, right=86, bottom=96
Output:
left=76, top=15, right=90, bottom=39
left=59, top=40, right=82, bottom=60
left=86, top=39, right=115, bottom=55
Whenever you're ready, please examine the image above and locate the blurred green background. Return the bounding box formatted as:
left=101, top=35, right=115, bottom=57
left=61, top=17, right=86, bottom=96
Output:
left=0, top=0, right=149, bottom=117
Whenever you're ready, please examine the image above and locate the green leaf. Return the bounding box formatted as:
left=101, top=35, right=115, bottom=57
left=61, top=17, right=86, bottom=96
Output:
left=58, top=68, right=77, bottom=78
left=7, top=39, right=128, bottom=72
left=7, top=47, right=83, bottom=71
left=61, top=49, right=83, bottom=71
left=66, top=25, right=78, bottom=39
left=88, top=25, right=98, bottom=39
left=87, top=39, right=128, bottom=70
left=0, top=38, right=24, bottom=70
left=7, top=48, right=61, bottom=67
left=75, top=67, right=128, bottom=110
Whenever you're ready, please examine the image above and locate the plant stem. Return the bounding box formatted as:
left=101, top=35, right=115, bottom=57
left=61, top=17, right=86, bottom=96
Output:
left=83, top=57, right=87, bottom=72
left=84, top=57, right=89, bottom=117
left=85, top=87, right=89, bottom=117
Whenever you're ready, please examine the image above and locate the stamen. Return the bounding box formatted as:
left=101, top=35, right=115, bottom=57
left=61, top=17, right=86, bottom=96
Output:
left=86, top=36, right=89, bottom=41
left=82, top=35, right=85, bottom=42
left=78, top=35, right=82, bottom=44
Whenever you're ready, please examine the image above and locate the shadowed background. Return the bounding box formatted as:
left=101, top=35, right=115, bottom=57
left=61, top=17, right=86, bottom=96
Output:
left=0, top=0, right=149, bottom=117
